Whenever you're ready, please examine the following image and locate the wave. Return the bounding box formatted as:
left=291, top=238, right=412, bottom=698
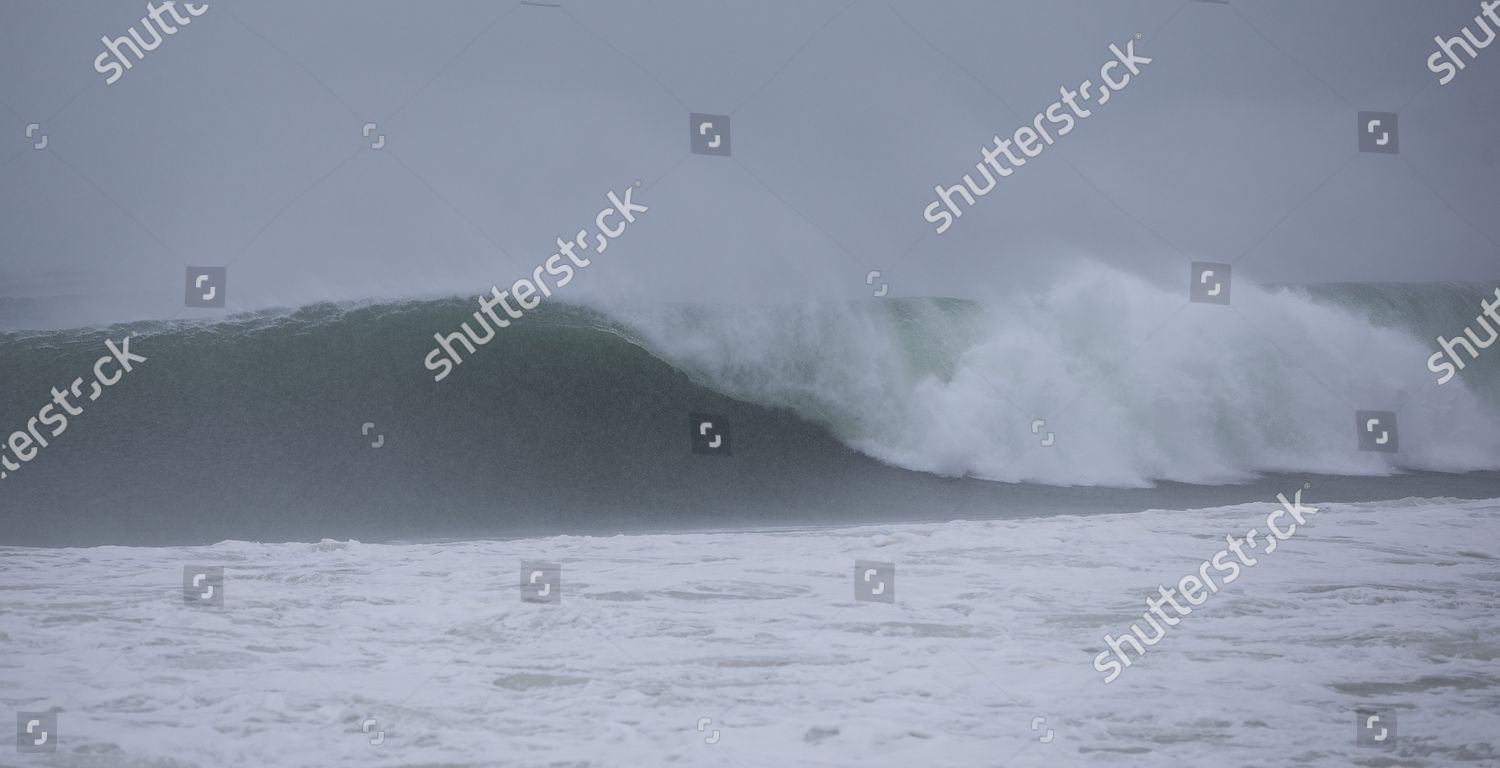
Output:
left=605, top=266, right=1500, bottom=485
left=2, top=263, right=1497, bottom=545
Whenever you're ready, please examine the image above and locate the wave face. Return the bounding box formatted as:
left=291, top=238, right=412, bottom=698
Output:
left=2, top=264, right=1498, bottom=545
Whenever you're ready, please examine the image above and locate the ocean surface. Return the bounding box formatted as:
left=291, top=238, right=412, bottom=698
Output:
left=3, top=272, right=1499, bottom=765
left=3, top=496, right=1497, bottom=767
left=2, top=271, right=1499, bottom=547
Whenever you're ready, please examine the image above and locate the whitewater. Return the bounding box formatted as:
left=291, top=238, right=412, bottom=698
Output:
left=604, top=267, right=1500, bottom=486
left=4, top=496, right=1497, bottom=767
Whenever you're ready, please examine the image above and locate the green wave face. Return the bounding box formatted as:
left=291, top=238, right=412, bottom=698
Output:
left=2, top=278, right=1498, bottom=546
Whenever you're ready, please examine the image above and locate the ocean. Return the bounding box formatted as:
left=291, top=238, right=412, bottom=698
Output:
left=3, top=270, right=1499, bottom=765
left=3, top=497, right=1497, bottom=766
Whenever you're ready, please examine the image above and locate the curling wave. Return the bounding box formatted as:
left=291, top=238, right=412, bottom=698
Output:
left=1, top=263, right=1497, bottom=545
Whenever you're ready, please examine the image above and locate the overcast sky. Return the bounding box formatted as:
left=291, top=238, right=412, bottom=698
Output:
left=0, top=0, right=1496, bottom=329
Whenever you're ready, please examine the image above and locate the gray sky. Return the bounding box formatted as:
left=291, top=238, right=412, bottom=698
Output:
left=1, top=0, right=1497, bottom=329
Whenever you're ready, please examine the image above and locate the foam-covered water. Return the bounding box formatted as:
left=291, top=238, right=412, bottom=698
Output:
left=4, top=495, right=1496, bottom=766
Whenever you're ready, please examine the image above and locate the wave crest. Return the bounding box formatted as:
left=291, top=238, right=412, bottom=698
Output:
left=607, top=265, right=1500, bottom=486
